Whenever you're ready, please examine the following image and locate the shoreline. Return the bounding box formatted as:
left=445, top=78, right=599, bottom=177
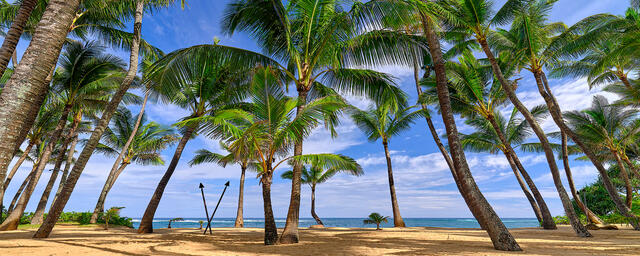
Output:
left=2, top=224, right=639, bottom=255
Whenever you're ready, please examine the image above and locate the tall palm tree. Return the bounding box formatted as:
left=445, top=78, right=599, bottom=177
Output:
left=222, top=0, right=415, bottom=243
left=89, top=108, right=178, bottom=224
left=189, top=141, right=257, bottom=228
left=350, top=103, right=424, bottom=227
left=281, top=161, right=363, bottom=226
left=421, top=53, right=556, bottom=229
left=492, top=0, right=638, bottom=230
left=565, top=96, right=640, bottom=209
left=443, top=0, right=594, bottom=236
left=0, top=41, right=125, bottom=230
left=134, top=44, right=276, bottom=234
left=0, top=1, right=82, bottom=219
left=35, top=0, right=182, bottom=238
left=217, top=68, right=348, bottom=244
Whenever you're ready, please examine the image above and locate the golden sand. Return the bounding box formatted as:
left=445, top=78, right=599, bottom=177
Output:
left=1, top=224, right=639, bottom=255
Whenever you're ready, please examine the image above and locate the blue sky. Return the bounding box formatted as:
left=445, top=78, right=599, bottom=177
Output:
left=5, top=0, right=632, bottom=220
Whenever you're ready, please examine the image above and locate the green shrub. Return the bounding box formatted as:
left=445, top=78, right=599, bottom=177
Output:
left=1, top=210, right=133, bottom=228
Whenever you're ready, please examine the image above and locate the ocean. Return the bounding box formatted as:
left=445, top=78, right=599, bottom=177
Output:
left=131, top=218, right=540, bottom=229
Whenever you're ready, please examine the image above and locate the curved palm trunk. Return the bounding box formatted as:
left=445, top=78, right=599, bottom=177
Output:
left=486, top=114, right=556, bottom=229
left=7, top=166, right=35, bottom=214
left=234, top=164, right=246, bottom=228
left=137, top=126, right=195, bottom=234
left=91, top=90, right=149, bottom=223
left=31, top=117, right=79, bottom=225
left=0, top=103, right=71, bottom=231
left=0, top=0, right=38, bottom=77
left=280, top=88, right=309, bottom=244
left=51, top=132, right=78, bottom=208
left=423, top=18, right=521, bottom=251
left=262, top=173, right=278, bottom=245
left=612, top=151, right=634, bottom=208
left=412, top=55, right=487, bottom=230
left=477, top=38, right=590, bottom=237
left=34, top=1, right=145, bottom=238
left=0, top=140, right=35, bottom=212
left=0, top=0, right=80, bottom=222
left=561, top=132, right=603, bottom=224
left=310, top=183, right=324, bottom=226
left=382, top=141, right=405, bottom=227
left=537, top=70, right=638, bottom=230
left=504, top=153, right=542, bottom=223
left=617, top=73, right=633, bottom=90
left=90, top=162, right=129, bottom=223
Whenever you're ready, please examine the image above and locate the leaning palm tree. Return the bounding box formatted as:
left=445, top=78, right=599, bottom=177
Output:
left=34, top=0, right=184, bottom=238
left=213, top=69, right=350, bottom=244
left=0, top=0, right=42, bottom=76
left=0, top=41, right=125, bottom=231
left=221, top=0, right=416, bottom=243
left=565, top=96, right=640, bottom=209
left=89, top=108, right=178, bottom=224
left=167, top=217, right=183, bottom=229
left=135, top=43, right=276, bottom=234
left=281, top=159, right=364, bottom=226
left=189, top=141, right=257, bottom=228
left=492, top=0, right=638, bottom=230
left=350, top=103, right=424, bottom=227
left=363, top=213, right=389, bottom=230
left=369, top=0, right=522, bottom=250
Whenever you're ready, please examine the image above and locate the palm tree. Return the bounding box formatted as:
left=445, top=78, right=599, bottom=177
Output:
left=35, top=0, right=183, bottom=238
left=0, top=42, right=125, bottom=230
left=0, top=1, right=82, bottom=220
left=167, top=217, right=183, bottom=228
left=215, top=69, right=350, bottom=244
left=421, top=53, right=556, bottom=229
left=363, top=213, right=389, bottom=230
left=189, top=141, right=256, bottom=228
left=0, top=0, right=39, bottom=76
left=135, top=44, right=275, bottom=234
left=89, top=108, right=178, bottom=224
left=103, top=206, right=125, bottom=230
left=492, top=0, right=638, bottom=230
left=222, top=0, right=414, bottom=243
left=565, top=96, right=640, bottom=209
left=350, top=104, right=424, bottom=227
left=281, top=159, right=364, bottom=226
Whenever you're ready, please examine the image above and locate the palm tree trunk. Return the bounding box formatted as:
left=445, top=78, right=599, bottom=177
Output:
left=310, top=183, right=324, bottom=226
left=412, top=54, right=488, bottom=230
left=486, top=114, right=556, bottom=229
left=7, top=166, right=35, bottom=214
left=423, top=17, right=521, bottom=251
left=0, top=0, right=38, bottom=77
left=476, top=37, right=591, bottom=237
left=0, top=140, right=35, bottom=212
left=234, top=164, right=246, bottom=228
left=538, top=70, right=639, bottom=229
left=90, top=161, right=129, bottom=223
left=91, top=90, right=150, bottom=224
left=11, top=50, right=17, bottom=68
left=261, top=173, right=278, bottom=245
left=0, top=0, right=80, bottom=220
left=561, top=131, right=603, bottom=224
left=280, top=87, right=308, bottom=244
left=31, top=116, right=79, bottom=225
left=51, top=132, right=78, bottom=209
left=382, top=140, right=405, bottom=227
left=137, top=126, right=195, bottom=234
left=612, top=151, right=634, bottom=208
left=504, top=152, right=542, bottom=223
left=622, top=156, right=640, bottom=180
left=34, top=1, right=145, bottom=238
left=617, top=73, right=633, bottom=89
left=0, top=103, right=71, bottom=231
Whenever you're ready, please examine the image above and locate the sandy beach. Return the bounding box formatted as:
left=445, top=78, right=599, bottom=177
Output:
left=1, top=224, right=639, bottom=255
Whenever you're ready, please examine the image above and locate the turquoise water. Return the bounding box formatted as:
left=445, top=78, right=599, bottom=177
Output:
left=131, top=218, right=540, bottom=229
